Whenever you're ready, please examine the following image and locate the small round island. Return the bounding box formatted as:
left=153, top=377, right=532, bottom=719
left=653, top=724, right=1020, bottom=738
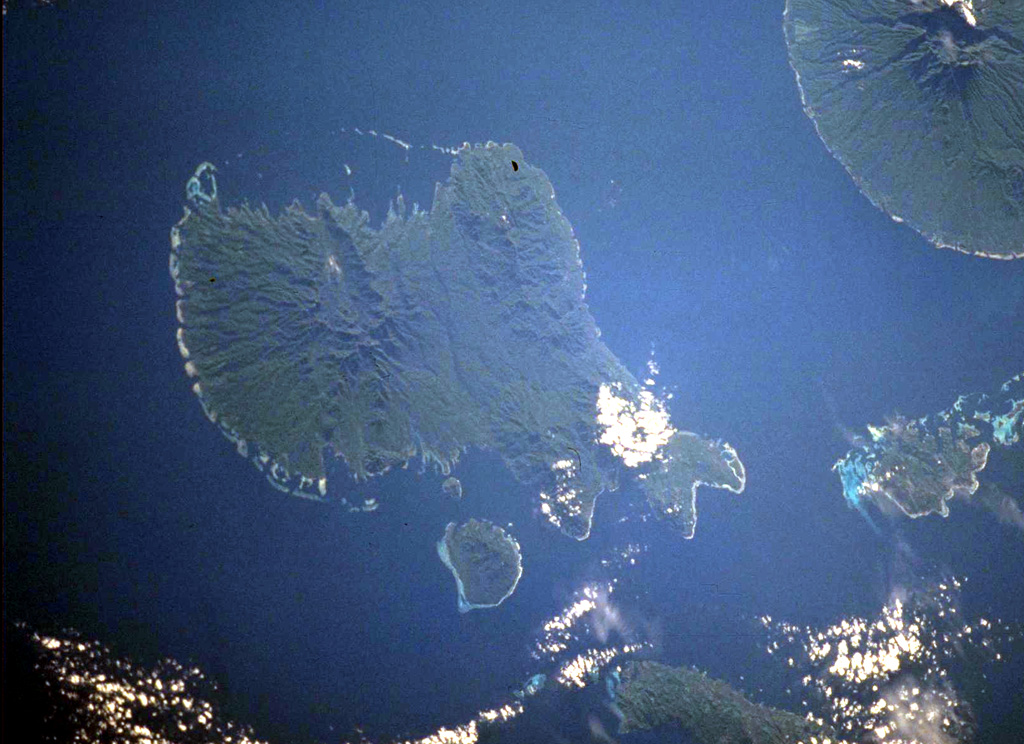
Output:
left=437, top=519, right=523, bottom=613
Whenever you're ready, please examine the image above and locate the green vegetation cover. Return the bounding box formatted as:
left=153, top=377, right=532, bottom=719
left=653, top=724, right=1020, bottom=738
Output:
left=834, top=373, right=1022, bottom=519
left=170, top=143, right=744, bottom=539
left=615, top=661, right=836, bottom=743
left=784, top=0, right=1024, bottom=258
left=437, top=519, right=523, bottom=612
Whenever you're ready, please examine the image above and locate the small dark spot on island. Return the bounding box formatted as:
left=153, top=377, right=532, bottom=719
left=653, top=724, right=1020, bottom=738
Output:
left=511, top=160, right=519, bottom=172
left=209, top=277, right=216, bottom=283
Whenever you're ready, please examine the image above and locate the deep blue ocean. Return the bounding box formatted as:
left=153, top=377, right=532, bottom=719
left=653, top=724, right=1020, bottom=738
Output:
left=4, top=2, right=1023, bottom=743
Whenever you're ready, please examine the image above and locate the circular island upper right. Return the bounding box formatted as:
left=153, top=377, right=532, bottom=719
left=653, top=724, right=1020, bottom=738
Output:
left=784, top=0, right=1023, bottom=258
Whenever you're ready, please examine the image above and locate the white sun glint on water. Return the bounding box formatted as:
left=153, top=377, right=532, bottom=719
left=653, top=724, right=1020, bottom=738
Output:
left=596, top=381, right=676, bottom=468
left=22, top=539, right=654, bottom=744
left=760, top=577, right=1022, bottom=744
